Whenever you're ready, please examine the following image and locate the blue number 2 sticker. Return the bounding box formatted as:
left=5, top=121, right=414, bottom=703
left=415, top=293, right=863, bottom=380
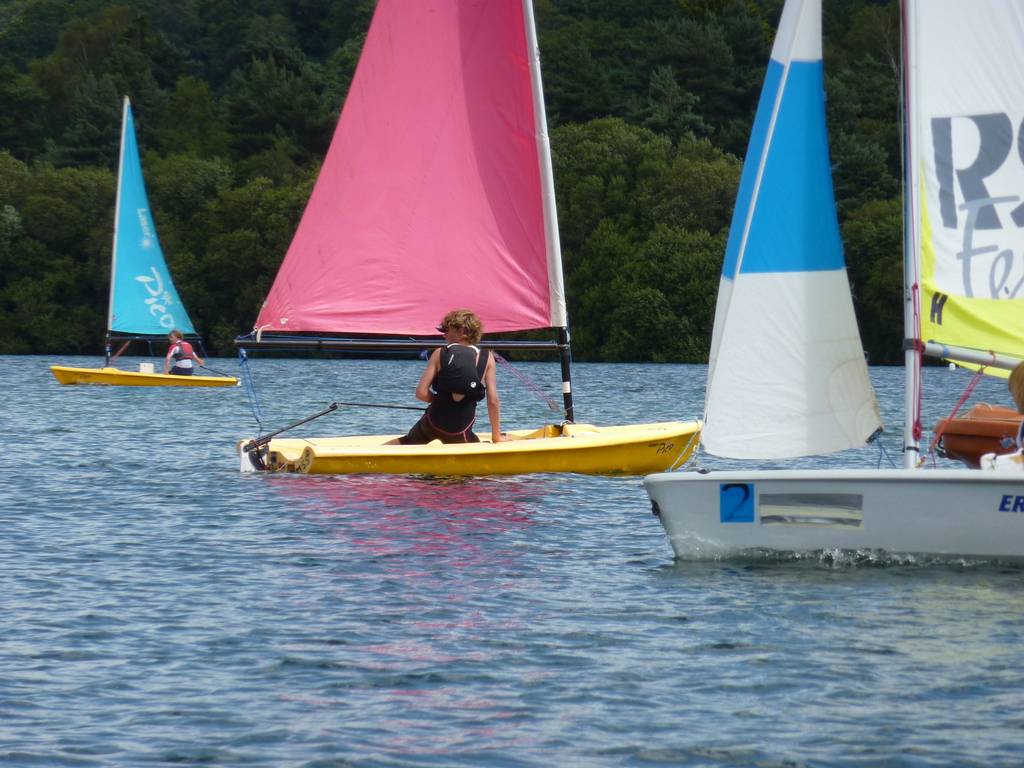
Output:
left=720, top=483, right=754, bottom=523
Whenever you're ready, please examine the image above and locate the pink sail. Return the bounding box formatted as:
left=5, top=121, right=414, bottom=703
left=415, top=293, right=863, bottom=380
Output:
left=255, top=0, right=565, bottom=336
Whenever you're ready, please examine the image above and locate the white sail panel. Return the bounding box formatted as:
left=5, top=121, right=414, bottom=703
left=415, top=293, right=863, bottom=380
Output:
left=702, top=0, right=881, bottom=459
left=770, top=0, right=821, bottom=62
left=907, top=0, right=1024, bottom=368
left=704, top=272, right=880, bottom=459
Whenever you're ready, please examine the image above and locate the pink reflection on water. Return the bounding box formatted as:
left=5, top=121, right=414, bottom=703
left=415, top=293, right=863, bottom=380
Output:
left=267, top=473, right=545, bottom=559
left=265, top=471, right=551, bottom=605
left=264, top=474, right=555, bottom=751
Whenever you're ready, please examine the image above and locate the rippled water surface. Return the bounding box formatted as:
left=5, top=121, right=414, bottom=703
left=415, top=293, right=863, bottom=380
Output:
left=3, top=355, right=1024, bottom=766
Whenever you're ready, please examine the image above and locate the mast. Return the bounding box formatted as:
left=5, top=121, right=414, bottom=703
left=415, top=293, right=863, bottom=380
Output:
left=106, top=96, right=130, bottom=365
left=900, top=0, right=921, bottom=469
left=523, top=0, right=574, bottom=422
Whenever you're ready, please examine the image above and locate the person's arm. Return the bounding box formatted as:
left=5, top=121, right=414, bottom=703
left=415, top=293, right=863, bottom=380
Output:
left=414, top=350, right=440, bottom=404
left=182, top=342, right=203, bottom=366
left=164, top=345, right=174, bottom=374
left=484, top=355, right=503, bottom=442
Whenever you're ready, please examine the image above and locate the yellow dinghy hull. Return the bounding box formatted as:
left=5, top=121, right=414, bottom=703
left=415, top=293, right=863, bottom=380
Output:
left=50, top=365, right=238, bottom=387
left=241, top=421, right=701, bottom=476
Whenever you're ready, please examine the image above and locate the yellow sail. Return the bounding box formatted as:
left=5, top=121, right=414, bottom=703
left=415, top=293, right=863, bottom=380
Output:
left=917, top=169, right=1024, bottom=378
left=909, top=4, right=1024, bottom=379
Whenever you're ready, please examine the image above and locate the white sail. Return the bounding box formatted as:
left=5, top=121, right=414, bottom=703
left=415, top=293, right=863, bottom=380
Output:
left=643, top=0, right=1024, bottom=564
left=905, top=0, right=1024, bottom=373
left=702, top=0, right=882, bottom=459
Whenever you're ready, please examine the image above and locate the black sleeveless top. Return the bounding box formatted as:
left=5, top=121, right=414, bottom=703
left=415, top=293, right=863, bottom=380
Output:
left=426, top=346, right=489, bottom=435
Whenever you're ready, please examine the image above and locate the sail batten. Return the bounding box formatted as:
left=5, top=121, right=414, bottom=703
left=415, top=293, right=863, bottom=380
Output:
left=702, top=0, right=881, bottom=460
left=109, top=97, right=194, bottom=336
left=255, top=0, right=565, bottom=337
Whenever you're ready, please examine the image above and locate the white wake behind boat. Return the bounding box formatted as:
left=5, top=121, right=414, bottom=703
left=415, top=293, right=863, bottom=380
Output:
left=644, top=0, right=1024, bottom=561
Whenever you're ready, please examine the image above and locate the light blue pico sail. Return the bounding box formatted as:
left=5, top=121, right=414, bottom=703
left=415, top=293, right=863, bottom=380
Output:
left=107, top=96, right=194, bottom=336
left=702, top=0, right=881, bottom=459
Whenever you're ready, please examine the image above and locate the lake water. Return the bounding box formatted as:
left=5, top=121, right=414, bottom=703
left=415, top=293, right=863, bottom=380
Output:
left=3, top=355, right=1023, bottom=766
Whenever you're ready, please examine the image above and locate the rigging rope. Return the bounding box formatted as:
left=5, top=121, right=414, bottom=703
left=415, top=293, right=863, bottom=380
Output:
left=926, top=365, right=987, bottom=467
left=238, top=348, right=264, bottom=432
left=331, top=400, right=425, bottom=412
left=875, top=435, right=897, bottom=469
left=109, top=340, right=130, bottom=363
left=493, top=352, right=562, bottom=415
left=865, top=427, right=897, bottom=468
left=200, top=363, right=235, bottom=378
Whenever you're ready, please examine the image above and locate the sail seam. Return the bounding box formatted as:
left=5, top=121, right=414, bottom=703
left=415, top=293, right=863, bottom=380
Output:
left=705, top=0, right=806, bottom=420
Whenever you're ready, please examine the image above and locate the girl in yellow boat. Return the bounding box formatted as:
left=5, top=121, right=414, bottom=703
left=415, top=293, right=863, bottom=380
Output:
left=389, top=309, right=505, bottom=444
left=164, top=329, right=205, bottom=375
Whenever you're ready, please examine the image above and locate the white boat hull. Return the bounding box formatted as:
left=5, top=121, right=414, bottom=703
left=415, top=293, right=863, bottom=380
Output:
left=644, top=469, right=1024, bottom=561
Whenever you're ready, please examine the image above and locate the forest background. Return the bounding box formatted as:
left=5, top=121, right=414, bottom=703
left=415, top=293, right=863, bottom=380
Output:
left=0, top=0, right=901, bottom=362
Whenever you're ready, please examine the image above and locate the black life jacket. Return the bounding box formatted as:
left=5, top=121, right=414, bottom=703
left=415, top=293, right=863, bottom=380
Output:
left=434, top=344, right=489, bottom=402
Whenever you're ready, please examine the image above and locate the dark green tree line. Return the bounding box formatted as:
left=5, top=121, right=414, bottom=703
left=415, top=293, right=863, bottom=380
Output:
left=0, top=0, right=903, bottom=362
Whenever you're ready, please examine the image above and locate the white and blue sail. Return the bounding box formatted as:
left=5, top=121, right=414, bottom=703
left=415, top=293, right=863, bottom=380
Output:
left=107, top=97, right=194, bottom=336
left=702, top=0, right=881, bottom=459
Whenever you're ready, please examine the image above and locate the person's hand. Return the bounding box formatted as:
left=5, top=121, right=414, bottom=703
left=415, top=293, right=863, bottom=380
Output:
left=492, top=432, right=507, bottom=443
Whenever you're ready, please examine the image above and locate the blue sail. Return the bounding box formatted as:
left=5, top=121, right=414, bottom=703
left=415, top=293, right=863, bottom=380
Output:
left=702, top=0, right=881, bottom=459
left=721, top=60, right=844, bottom=278
left=108, top=97, right=195, bottom=335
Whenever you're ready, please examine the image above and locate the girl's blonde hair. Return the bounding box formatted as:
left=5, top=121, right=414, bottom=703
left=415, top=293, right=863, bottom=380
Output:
left=439, top=309, right=483, bottom=344
left=1009, top=361, right=1024, bottom=413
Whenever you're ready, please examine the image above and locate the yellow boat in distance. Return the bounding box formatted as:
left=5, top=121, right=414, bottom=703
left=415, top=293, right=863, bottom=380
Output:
left=51, top=97, right=236, bottom=389
left=51, top=365, right=238, bottom=388
left=240, top=421, right=701, bottom=476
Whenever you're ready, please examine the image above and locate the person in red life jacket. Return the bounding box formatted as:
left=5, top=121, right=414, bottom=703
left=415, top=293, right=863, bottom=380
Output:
left=164, top=329, right=204, bottom=375
left=388, top=309, right=506, bottom=444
